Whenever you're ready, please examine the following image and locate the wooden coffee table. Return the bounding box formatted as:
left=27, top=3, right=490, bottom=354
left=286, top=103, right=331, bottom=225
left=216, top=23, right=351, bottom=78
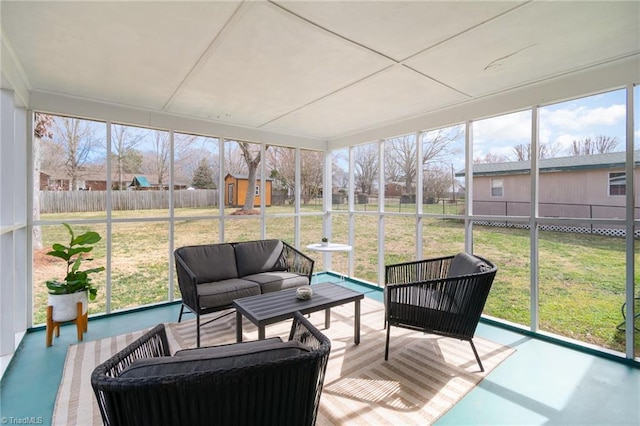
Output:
left=233, top=282, right=365, bottom=344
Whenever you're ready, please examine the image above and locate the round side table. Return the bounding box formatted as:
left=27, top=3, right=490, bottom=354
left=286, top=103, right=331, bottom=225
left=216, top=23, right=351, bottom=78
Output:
left=306, top=243, right=353, bottom=283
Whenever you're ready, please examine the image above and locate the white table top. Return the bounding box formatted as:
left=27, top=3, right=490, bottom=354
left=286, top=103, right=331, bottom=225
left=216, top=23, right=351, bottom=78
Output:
left=306, top=243, right=353, bottom=252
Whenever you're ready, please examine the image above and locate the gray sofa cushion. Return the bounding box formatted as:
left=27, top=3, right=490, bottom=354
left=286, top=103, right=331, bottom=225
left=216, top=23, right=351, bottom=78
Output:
left=120, top=340, right=311, bottom=378
left=234, top=239, right=286, bottom=277
left=177, top=244, right=239, bottom=282
left=447, top=252, right=489, bottom=278
left=244, top=271, right=309, bottom=293
left=197, top=278, right=260, bottom=309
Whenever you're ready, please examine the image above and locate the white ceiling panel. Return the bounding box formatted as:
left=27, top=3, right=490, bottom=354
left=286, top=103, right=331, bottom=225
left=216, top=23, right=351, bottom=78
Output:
left=276, top=0, right=526, bottom=61
left=263, top=65, right=467, bottom=139
left=406, top=1, right=640, bottom=97
left=166, top=2, right=393, bottom=127
left=1, top=1, right=240, bottom=110
left=1, top=1, right=638, bottom=142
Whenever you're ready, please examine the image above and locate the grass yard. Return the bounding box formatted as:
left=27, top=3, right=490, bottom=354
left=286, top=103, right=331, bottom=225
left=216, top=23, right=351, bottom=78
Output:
left=33, top=205, right=639, bottom=354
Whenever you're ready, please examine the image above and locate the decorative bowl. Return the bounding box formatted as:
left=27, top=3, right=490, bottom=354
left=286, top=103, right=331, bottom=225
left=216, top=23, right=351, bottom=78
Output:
left=296, top=286, right=313, bottom=300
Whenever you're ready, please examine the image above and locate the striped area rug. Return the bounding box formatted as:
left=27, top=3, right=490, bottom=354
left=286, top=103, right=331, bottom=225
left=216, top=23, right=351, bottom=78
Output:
left=53, top=298, right=514, bottom=425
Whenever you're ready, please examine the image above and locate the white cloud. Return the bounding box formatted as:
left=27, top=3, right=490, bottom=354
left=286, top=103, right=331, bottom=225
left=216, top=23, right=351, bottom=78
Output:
left=541, top=104, right=625, bottom=131
left=473, top=111, right=531, bottom=146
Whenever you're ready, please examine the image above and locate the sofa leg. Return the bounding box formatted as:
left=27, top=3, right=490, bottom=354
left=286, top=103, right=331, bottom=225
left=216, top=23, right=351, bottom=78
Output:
left=178, top=304, right=184, bottom=322
left=384, top=324, right=391, bottom=361
left=469, top=339, right=484, bottom=372
left=196, top=314, right=201, bottom=348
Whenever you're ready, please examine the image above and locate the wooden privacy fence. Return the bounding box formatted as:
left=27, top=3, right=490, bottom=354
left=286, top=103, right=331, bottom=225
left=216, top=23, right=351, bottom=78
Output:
left=39, top=190, right=219, bottom=213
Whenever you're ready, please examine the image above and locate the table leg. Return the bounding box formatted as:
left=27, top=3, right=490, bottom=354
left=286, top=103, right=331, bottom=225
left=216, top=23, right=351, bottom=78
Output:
left=325, top=308, right=331, bottom=329
left=354, top=299, right=361, bottom=345
left=258, top=326, right=265, bottom=340
left=236, top=311, right=243, bottom=343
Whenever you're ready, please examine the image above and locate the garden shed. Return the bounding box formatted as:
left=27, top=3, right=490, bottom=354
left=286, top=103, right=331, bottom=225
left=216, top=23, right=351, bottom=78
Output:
left=224, top=173, right=272, bottom=207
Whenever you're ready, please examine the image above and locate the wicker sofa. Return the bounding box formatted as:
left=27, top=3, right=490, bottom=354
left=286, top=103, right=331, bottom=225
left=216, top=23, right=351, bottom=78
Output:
left=91, top=312, right=331, bottom=426
left=175, top=239, right=314, bottom=346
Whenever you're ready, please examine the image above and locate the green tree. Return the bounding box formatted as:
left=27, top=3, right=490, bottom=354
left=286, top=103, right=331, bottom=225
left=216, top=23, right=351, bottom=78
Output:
left=191, top=158, right=215, bottom=189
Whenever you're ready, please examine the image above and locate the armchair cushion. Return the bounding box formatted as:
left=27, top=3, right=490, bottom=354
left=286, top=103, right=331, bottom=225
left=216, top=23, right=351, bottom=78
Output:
left=120, top=340, right=312, bottom=378
left=447, top=252, right=490, bottom=278
left=234, top=239, right=286, bottom=277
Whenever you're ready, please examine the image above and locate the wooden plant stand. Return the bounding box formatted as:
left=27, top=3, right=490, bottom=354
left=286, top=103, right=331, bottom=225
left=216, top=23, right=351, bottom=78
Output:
left=46, top=302, right=88, bottom=347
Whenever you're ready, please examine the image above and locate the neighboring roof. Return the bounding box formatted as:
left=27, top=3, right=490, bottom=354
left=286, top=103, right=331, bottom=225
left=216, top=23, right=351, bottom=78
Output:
left=225, top=173, right=273, bottom=181
left=131, top=176, right=151, bottom=187
left=456, top=150, right=640, bottom=177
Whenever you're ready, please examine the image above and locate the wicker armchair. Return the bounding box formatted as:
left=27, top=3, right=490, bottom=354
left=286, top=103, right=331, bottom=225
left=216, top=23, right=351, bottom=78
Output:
left=384, top=252, right=497, bottom=371
left=91, top=312, right=331, bottom=426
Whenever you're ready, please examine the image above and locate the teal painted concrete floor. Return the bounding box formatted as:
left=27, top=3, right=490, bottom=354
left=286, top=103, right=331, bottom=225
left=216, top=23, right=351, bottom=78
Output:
left=1, top=274, right=639, bottom=425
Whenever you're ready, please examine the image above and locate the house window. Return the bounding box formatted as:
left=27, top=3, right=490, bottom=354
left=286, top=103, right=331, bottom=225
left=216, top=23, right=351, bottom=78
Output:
left=491, top=178, right=503, bottom=197
left=609, top=172, right=626, bottom=196
left=255, top=185, right=260, bottom=196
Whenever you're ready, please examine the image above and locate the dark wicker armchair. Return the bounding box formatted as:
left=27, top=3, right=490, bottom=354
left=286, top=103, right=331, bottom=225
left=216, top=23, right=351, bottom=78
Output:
left=384, top=252, right=497, bottom=371
left=91, top=312, right=331, bottom=426
left=175, top=239, right=314, bottom=346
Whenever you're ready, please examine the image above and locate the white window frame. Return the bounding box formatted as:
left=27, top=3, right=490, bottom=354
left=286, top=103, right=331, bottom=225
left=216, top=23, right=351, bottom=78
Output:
left=608, top=171, right=626, bottom=196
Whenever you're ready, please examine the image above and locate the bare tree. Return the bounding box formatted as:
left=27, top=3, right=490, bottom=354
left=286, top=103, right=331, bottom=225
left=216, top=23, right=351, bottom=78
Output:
left=385, top=127, right=462, bottom=196
left=423, top=164, right=451, bottom=203
left=474, top=152, right=510, bottom=163
left=33, top=113, right=54, bottom=249
left=238, top=141, right=268, bottom=212
left=300, top=150, right=323, bottom=203
left=144, top=131, right=171, bottom=187
left=568, top=135, right=619, bottom=156
left=354, top=144, right=379, bottom=195
left=512, top=142, right=561, bottom=161
left=385, top=135, right=417, bottom=194
left=52, top=116, right=102, bottom=190
left=224, top=141, right=248, bottom=175
left=112, top=124, right=147, bottom=190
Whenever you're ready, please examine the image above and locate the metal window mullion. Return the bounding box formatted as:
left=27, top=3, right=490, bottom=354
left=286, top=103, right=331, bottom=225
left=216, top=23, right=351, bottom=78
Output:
left=625, top=84, right=635, bottom=359
left=260, top=142, right=266, bottom=239
left=168, top=130, right=175, bottom=302
left=416, top=131, right=423, bottom=260
left=378, top=140, right=385, bottom=285
left=465, top=121, right=473, bottom=254
left=530, top=106, right=540, bottom=333
left=105, top=122, right=112, bottom=314
left=294, top=147, right=301, bottom=248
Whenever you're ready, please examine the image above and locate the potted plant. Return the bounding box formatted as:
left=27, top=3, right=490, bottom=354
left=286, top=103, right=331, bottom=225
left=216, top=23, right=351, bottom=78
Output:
left=46, top=223, right=104, bottom=323
left=321, top=237, right=329, bottom=247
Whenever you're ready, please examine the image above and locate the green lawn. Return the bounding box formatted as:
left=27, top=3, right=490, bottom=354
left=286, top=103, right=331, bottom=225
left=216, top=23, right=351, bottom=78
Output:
left=33, top=205, right=638, bottom=354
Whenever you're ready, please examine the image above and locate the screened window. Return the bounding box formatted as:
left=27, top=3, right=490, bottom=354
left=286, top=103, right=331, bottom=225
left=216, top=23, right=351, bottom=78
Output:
left=609, top=172, right=626, bottom=196
left=491, top=178, right=504, bottom=197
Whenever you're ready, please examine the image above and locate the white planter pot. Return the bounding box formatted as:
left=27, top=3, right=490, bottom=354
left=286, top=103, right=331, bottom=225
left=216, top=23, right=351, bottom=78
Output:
left=48, top=291, right=88, bottom=323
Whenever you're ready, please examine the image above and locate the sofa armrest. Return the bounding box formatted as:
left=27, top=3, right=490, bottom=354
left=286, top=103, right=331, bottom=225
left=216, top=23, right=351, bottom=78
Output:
left=91, top=324, right=170, bottom=380
left=282, top=242, right=315, bottom=282
left=174, top=250, right=199, bottom=310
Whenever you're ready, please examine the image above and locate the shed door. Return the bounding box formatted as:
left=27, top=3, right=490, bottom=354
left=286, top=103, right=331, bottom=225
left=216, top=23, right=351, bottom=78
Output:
left=227, top=183, right=234, bottom=205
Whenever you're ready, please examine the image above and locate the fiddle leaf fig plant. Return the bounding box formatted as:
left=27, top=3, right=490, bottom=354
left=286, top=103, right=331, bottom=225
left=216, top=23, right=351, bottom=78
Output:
left=46, top=223, right=105, bottom=301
